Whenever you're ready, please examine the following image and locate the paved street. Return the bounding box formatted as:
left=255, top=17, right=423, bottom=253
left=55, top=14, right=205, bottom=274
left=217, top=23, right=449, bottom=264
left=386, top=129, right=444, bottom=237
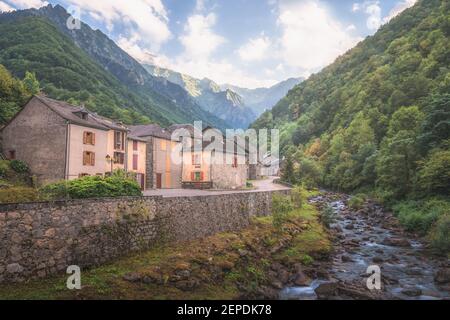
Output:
left=143, top=176, right=290, bottom=198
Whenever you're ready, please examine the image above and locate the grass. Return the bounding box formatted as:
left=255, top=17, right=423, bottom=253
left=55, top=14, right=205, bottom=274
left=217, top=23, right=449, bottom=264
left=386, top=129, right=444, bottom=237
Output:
left=0, top=189, right=331, bottom=300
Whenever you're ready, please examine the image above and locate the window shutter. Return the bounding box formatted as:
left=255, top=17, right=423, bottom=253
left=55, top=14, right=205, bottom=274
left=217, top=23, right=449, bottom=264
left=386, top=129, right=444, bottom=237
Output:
left=83, top=152, right=87, bottom=165
left=92, top=133, right=95, bottom=145
left=191, top=172, right=195, bottom=181
left=83, top=132, right=87, bottom=144
left=192, top=154, right=195, bottom=165
left=91, top=152, right=95, bottom=166
left=200, top=171, right=204, bottom=181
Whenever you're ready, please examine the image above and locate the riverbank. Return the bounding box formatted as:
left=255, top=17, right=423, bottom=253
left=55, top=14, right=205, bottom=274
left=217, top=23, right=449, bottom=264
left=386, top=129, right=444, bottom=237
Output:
left=0, top=190, right=332, bottom=300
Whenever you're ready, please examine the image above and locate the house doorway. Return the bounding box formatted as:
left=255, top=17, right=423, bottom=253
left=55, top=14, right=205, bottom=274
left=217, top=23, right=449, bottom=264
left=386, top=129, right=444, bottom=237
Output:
left=136, top=173, right=145, bottom=190
left=156, top=173, right=162, bottom=189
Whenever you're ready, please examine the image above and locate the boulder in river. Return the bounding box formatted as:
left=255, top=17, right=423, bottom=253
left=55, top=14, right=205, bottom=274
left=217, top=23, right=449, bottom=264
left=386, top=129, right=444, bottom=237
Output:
left=314, top=280, right=338, bottom=298
left=382, top=238, right=410, bottom=247
left=434, top=268, right=450, bottom=284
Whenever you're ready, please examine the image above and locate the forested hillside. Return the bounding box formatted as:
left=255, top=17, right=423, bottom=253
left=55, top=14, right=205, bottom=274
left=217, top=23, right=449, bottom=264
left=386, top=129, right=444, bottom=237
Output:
left=252, top=0, right=449, bottom=252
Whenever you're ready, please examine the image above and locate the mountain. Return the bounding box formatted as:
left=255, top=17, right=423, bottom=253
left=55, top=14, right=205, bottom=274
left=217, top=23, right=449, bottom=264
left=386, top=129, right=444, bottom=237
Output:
left=0, top=4, right=228, bottom=129
left=223, top=77, right=303, bottom=117
left=252, top=0, right=449, bottom=197
left=144, top=64, right=256, bottom=128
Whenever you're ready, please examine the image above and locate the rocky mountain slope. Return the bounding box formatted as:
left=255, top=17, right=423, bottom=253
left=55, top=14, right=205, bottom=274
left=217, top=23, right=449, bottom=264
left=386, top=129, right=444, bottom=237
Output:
left=144, top=64, right=256, bottom=128
left=223, top=77, right=303, bottom=117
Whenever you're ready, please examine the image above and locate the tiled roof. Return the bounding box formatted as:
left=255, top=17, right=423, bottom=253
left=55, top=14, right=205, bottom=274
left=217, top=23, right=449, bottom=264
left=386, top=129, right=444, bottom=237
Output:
left=129, top=124, right=172, bottom=140
left=35, top=95, right=128, bottom=131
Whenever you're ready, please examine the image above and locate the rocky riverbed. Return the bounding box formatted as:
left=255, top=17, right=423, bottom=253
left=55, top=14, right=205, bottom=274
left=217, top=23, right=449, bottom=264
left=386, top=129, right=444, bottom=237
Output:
left=280, top=193, right=450, bottom=300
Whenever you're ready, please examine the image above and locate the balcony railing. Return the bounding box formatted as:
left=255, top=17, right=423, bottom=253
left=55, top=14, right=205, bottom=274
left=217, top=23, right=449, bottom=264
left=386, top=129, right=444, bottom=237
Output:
left=182, top=181, right=213, bottom=190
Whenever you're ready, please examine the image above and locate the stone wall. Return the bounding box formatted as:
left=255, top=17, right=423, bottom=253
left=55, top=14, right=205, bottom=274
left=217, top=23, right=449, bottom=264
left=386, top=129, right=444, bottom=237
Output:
left=0, top=190, right=289, bottom=283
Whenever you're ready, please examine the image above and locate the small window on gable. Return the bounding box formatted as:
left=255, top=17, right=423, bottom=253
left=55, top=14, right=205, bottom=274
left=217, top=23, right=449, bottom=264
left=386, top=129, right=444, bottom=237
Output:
left=83, top=131, right=95, bottom=145
left=133, top=140, right=138, bottom=151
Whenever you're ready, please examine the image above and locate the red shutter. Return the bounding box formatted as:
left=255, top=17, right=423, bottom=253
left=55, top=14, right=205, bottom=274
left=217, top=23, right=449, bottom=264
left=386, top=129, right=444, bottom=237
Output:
left=200, top=171, right=204, bottom=181
left=191, top=172, right=195, bottom=181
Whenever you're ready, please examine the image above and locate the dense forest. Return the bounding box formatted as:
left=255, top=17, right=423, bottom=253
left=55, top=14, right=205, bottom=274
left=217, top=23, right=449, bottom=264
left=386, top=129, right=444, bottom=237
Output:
left=252, top=0, right=449, bottom=252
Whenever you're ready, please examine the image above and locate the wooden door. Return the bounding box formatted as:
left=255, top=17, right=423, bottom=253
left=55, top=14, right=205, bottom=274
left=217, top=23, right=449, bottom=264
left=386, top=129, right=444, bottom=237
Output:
left=156, top=173, right=162, bottom=189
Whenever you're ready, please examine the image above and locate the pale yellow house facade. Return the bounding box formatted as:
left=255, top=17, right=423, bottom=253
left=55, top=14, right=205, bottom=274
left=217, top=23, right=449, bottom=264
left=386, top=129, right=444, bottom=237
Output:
left=127, top=137, right=147, bottom=189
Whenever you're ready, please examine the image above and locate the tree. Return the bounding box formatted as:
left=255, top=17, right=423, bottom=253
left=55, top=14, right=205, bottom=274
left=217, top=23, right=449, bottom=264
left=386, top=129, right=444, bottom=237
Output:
left=376, top=106, right=425, bottom=197
left=22, top=71, right=40, bottom=95
left=417, top=147, right=450, bottom=195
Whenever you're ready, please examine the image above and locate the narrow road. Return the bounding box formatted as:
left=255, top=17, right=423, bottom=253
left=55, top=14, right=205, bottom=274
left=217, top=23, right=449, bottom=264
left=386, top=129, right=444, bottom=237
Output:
left=143, top=176, right=290, bottom=198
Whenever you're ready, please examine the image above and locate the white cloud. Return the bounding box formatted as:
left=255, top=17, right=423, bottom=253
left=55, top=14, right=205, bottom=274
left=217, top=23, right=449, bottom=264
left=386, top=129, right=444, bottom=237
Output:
left=4, top=0, right=48, bottom=9
left=383, top=0, right=417, bottom=23
left=63, top=0, right=171, bottom=51
left=276, top=0, right=361, bottom=70
left=0, top=1, right=13, bottom=12
left=365, top=2, right=382, bottom=30
left=352, top=3, right=361, bottom=12
left=179, top=13, right=225, bottom=59
left=237, top=35, right=271, bottom=62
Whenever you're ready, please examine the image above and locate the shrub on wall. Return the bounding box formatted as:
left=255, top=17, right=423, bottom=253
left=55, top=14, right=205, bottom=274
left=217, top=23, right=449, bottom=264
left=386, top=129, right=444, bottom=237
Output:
left=39, top=171, right=142, bottom=200
left=10, top=160, right=29, bottom=174
left=272, top=193, right=293, bottom=230
left=0, top=186, right=38, bottom=203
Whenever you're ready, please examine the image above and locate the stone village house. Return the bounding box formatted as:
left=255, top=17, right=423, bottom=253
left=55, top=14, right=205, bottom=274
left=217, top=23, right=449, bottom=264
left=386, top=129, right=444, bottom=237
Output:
left=0, top=96, right=249, bottom=190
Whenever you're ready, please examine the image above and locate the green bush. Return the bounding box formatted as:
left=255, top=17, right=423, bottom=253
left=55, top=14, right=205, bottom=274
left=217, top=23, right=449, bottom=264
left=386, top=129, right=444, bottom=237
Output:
left=272, top=193, right=293, bottom=230
left=348, top=195, right=366, bottom=210
left=10, top=160, right=29, bottom=173
left=290, top=186, right=304, bottom=209
left=320, top=205, right=336, bottom=228
left=39, top=171, right=142, bottom=200
left=393, top=199, right=449, bottom=236
left=0, top=161, right=9, bottom=178
left=430, top=213, right=450, bottom=255
left=0, top=187, right=38, bottom=203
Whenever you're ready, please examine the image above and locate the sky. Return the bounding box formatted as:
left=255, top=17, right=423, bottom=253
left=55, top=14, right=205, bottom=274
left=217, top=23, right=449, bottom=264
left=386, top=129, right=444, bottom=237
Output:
left=0, top=0, right=418, bottom=88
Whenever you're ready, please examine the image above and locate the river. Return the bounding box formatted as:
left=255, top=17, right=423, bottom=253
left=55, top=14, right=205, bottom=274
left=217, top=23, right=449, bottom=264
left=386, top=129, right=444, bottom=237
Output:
left=280, top=193, right=450, bottom=300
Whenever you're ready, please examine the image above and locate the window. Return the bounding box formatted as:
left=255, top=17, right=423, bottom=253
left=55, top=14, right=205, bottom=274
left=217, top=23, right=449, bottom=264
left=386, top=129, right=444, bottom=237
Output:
left=192, top=153, right=201, bottom=168
left=232, top=156, right=238, bottom=168
left=83, top=151, right=95, bottom=166
left=133, top=154, right=138, bottom=170
left=191, top=171, right=204, bottom=181
left=8, top=150, right=16, bottom=160
left=114, top=131, right=124, bottom=150
left=83, top=131, right=95, bottom=145
left=114, top=152, right=125, bottom=165
left=133, top=140, right=138, bottom=151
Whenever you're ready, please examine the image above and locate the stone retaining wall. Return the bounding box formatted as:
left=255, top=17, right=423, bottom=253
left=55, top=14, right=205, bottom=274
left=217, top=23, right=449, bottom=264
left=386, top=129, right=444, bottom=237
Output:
left=0, top=190, right=289, bottom=283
